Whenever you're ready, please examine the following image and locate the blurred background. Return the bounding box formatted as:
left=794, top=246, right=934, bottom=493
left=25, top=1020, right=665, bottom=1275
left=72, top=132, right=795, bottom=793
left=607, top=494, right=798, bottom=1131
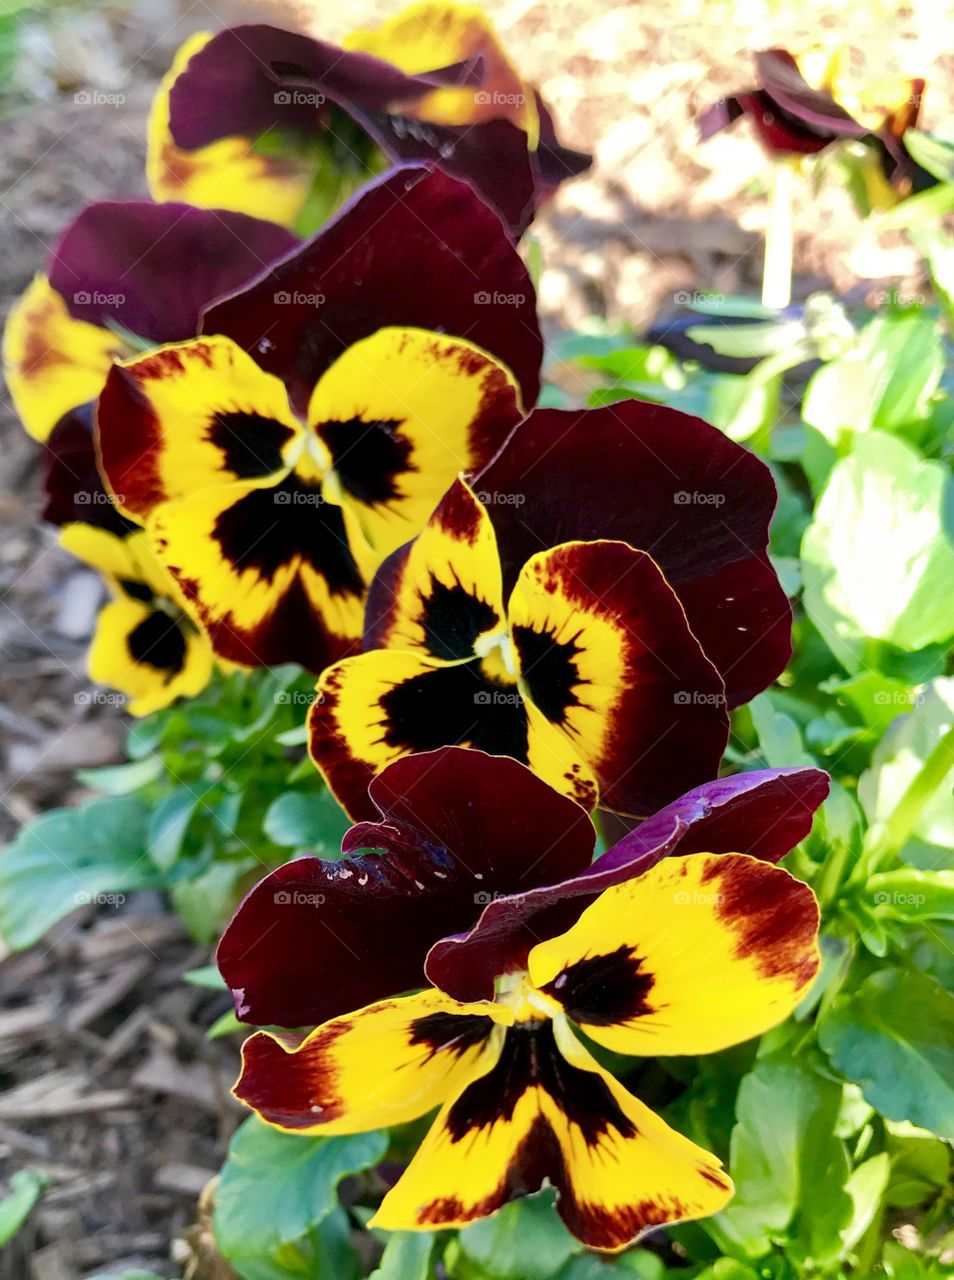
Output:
left=0, top=1, right=951, bottom=1275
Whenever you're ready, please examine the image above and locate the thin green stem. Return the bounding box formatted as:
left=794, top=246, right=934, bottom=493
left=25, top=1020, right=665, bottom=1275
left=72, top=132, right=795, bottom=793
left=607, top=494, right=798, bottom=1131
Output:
left=859, top=721, right=954, bottom=876
left=761, top=160, right=795, bottom=311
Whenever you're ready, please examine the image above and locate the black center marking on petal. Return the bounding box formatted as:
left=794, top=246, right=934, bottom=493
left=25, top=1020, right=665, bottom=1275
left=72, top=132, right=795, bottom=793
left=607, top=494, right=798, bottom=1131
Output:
left=408, top=1011, right=493, bottom=1062
left=445, top=1019, right=637, bottom=1147
left=126, top=609, right=188, bottom=676
left=378, top=661, right=529, bottom=760
left=212, top=475, right=364, bottom=597
left=543, top=946, right=655, bottom=1026
left=419, top=577, right=500, bottom=661
left=317, top=417, right=411, bottom=506
left=118, top=578, right=155, bottom=604
left=207, top=411, right=295, bottom=479
left=511, top=623, right=582, bottom=724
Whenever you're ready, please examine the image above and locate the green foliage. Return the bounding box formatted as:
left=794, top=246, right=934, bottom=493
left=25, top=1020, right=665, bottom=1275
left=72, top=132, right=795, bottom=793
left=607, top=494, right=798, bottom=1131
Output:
left=214, top=1116, right=387, bottom=1275
left=0, top=1170, right=49, bottom=1246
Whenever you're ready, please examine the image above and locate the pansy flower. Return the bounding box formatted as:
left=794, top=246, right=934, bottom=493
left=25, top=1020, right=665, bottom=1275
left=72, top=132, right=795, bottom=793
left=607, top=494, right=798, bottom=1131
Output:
left=308, top=401, right=791, bottom=818
left=221, top=749, right=825, bottom=1248
left=700, top=48, right=869, bottom=158
left=59, top=524, right=213, bottom=716
left=3, top=200, right=297, bottom=445
left=95, top=168, right=541, bottom=673
left=148, top=2, right=590, bottom=239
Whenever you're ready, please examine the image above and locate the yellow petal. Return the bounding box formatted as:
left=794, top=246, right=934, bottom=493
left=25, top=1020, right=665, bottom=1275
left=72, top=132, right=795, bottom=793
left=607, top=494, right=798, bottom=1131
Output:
left=3, top=275, right=123, bottom=442
left=529, top=853, right=820, bottom=1057
left=146, top=32, right=311, bottom=229
left=235, top=989, right=507, bottom=1135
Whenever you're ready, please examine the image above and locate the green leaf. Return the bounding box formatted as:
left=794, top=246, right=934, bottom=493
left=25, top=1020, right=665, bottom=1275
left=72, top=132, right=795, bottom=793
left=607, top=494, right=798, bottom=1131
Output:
left=803, top=313, right=942, bottom=446
left=206, top=1008, right=243, bottom=1039
left=146, top=786, right=198, bottom=871
left=819, top=969, right=954, bottom=1138
left=171, top=860, right=253, bottom=945
left=841, top=1152, right=890, bottom=1251
left=214, top=1116, right=386, bottom=1261
left=75, top=754, right=164, bottom=795
left=263, top=790, right=351, bottom=854
left=183, top=964, right=227, bottom=989
left=885, top=1122, right=951, bottom=1207
left=457, top=1191, right=581, bottom=1279
left=0, top=1170, right=49, bottom=1246
left=858, top=678, right=954, bottom=869
left=370, top=1231, right=435, bottom=1279
left=800, top=433, right=954, bottom=672
left=902, top=129, right=954, bottom=183
left=0, top=795, right=158, bottom=949
left=710, top=1058, right=851, bottom=1259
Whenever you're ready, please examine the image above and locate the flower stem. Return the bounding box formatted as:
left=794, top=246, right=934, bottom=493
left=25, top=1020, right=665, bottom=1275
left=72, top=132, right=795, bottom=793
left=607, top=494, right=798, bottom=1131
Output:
left=761, top=161, right=795, bottom=311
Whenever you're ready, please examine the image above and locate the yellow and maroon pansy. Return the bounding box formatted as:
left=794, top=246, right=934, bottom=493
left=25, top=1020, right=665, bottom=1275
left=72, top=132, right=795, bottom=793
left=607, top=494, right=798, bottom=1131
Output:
left=59, top=524, right=213, bottom=716
left=233, top=840, right=820, bottom=1249
left=310, top=476, right=729, bottom=819
left=217, top=747, right=830, bottom=1028
left=156, top=10, right=589, bottom=240
left=97, top=332, right=522, bottom=671
left=2, top=199, right=296, bottom=444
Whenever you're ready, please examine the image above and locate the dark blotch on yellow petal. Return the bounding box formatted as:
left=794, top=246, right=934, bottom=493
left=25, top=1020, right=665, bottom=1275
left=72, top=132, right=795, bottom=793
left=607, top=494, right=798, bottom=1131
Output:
left=543, top=945, right=655, bottom=1027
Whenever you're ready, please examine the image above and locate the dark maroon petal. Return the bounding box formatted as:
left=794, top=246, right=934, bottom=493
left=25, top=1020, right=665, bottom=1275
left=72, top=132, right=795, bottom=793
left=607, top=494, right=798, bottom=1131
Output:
left=475, top=402, right=791, bottom=708
left=426, top=766, right=829, bottom=1001
left=755, top=49, right=866, bottom=141
left=216, top=748, right=594, bottom=1027
left=363, top=115, right=539, bottom=239
left=168, top=24, right=480, bottom=150
left=204, top=166, right=542, bottom=414
left=48, top=201, right=297, bottom=346
left=41, top=404, right=136, bottom=536
left=532, top=92, right=592, bottom=197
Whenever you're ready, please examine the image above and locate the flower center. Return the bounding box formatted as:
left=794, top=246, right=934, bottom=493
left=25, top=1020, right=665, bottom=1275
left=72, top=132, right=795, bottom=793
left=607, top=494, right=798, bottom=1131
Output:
left=285, top=430, right=334, bottom=486
left=495, top=970, right=562, bottom=1022
left=474, top=625, right=518, bottom=684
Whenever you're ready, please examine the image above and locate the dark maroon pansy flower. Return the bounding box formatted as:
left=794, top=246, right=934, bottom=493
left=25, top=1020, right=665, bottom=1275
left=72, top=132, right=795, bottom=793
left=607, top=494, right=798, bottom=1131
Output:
left=217, top=747, right=829, bottom=1028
